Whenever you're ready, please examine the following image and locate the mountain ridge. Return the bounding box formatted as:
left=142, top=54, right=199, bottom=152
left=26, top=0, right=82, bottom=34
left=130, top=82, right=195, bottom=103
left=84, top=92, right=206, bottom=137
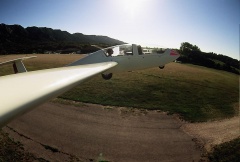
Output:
left=0, top=23, right=125, bottom=54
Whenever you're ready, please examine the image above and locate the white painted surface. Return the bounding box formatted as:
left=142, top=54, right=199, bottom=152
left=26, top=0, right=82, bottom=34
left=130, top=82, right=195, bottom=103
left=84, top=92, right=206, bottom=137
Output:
left=0, top=62, right=117, bottom=127
left=68, top=44, right=180, bottom=74
left=0, top=56, right=37, bottom=66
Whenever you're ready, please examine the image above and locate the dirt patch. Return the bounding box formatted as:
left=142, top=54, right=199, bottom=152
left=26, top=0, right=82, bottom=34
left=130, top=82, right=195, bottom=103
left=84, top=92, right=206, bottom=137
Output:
left=3, top=100, right=239, bottom=161
left=181, top=116, right=240, bottom=152
left=233, top=102, right=240, bottom=115
left=4, top=102, right=203, bottom=162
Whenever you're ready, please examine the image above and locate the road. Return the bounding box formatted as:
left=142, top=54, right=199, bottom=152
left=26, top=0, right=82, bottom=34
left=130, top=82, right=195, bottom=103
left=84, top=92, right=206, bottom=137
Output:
left=4, top=101, right=202, bottom=162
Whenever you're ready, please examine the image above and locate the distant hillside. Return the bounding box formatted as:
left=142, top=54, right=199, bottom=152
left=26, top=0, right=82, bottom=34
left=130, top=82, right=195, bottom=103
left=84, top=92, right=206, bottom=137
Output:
left=0, top=23, right=125, bottom=54
left=178, top=42, right=240, bottom=74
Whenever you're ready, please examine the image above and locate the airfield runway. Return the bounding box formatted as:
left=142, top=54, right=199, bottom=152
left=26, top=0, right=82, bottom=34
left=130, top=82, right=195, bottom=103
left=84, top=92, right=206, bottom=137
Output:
left=2, top=101, right=204, bottom=162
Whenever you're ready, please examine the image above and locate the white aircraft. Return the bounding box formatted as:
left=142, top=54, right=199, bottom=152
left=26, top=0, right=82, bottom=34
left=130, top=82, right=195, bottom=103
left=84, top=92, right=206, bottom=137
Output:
left=0, top=44, right=179, bottom=127
left=69, top=44, right=180, bottom=79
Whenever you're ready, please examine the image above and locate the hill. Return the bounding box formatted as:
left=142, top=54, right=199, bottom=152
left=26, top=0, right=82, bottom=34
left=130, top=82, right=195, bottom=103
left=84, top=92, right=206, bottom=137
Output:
left=0, top=23, right=125, bottom=54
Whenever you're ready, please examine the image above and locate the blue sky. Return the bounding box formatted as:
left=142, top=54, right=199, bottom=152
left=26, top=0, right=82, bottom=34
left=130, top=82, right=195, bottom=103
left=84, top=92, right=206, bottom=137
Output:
left=0, top=0, right=239, bottom=59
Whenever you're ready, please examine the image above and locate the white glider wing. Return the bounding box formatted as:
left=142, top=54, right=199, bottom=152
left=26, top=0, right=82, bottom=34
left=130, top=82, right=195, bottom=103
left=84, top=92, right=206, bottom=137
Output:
left=0, top=62, right=117, bottom=127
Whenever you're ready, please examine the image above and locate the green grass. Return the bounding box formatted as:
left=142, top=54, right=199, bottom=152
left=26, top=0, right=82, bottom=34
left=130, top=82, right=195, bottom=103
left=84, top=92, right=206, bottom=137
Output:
left=1, top=55, right=239, bottom=160
left=208, top=138, right=240, bottom=162
left=60, top=63, right=239, bottom=122
left=1, top=55, right=239, bottom=122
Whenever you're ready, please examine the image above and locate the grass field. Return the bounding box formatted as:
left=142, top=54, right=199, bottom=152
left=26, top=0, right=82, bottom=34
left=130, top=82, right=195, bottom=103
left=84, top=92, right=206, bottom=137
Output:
left=0, top=130, right=40, bottom=161
left=0, top=54, right=82, bottom=74
left=208, top=138, right=240, bottom=162
left=1, top=54, right=239, bottom=122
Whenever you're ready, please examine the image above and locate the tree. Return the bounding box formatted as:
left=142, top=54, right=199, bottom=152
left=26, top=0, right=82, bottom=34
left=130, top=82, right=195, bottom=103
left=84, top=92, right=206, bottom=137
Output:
left=180, top=42, right=201, bottom=53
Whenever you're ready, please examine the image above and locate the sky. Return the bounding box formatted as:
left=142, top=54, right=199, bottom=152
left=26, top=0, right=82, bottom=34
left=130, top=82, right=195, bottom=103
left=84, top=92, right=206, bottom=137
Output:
left=0, top=0, right=239, bottom=59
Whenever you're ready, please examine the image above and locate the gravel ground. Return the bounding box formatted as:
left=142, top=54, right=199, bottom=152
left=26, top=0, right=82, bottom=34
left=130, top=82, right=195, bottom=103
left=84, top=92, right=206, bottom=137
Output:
left=3, top=102, right=204, bottom=162
left=181, top=116, right=240, bottom=152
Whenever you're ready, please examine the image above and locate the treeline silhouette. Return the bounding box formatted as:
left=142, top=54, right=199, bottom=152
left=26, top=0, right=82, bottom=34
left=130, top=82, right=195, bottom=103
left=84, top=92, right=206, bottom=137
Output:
left=178, top=42, right=239, bottom=74
left=0, top=24, right=124, bottom=54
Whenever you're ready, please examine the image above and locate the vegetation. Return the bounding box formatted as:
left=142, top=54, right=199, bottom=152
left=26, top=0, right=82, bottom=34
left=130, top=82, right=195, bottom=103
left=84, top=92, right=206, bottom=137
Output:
left=1, top=24, right=239, bottom=161
left=0, top=54, right=238, bottom=122
left=1, top=54, right=238, bottom=122
left=208, top=138, right=240, bottom=162
left=1, top=23, right=239, bottom=75
left=0, top=54, right=239, bottom=160
left=60, top=63, right=239, bottom=122
left=0, top=130, right=46, bottom=162
left=0, top=23, right=124, bottom=54
left=178, top=42, right=240, bottom=74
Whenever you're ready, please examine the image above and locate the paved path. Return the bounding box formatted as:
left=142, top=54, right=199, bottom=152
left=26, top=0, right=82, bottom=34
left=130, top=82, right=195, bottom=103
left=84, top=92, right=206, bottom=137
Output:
left=4, top=102, right=202, bottom=162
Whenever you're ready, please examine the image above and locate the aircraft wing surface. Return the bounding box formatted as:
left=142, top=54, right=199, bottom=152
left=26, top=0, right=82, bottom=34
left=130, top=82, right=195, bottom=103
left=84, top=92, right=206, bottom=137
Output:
left=0, top=56, right=37, bottom=66
left=0, top=62, right=117, bottom=127
left=0, top=56, right=37, bottom=73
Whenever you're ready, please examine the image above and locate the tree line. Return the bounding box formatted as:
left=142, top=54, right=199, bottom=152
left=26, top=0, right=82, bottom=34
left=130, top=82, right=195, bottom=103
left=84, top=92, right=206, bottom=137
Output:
left=177, top=42, right=239, bottom=75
